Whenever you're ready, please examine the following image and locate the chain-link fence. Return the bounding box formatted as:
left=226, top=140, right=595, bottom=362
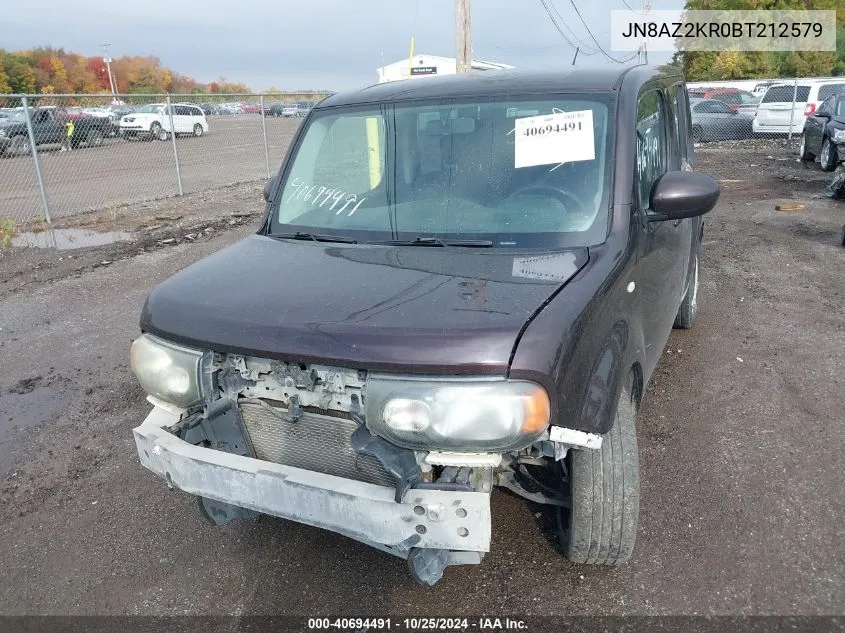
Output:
left=0, top=92, right=319, bottom=247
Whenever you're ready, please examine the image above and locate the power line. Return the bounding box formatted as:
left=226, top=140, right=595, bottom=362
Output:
left=565, top=0, right=638, bottom=63
left=544, top=0, right=599, bottom=54
left=536, top=0, right=599, bottom=58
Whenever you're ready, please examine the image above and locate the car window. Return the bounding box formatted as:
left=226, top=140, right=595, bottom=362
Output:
left=636, top=90, right=668, bottom=211
left=674, top=85, right=693, bottom=166
left=273, top=96, right=613, bottom=247
left=711, top=101, right=733, bottom=114
left=818, top=84, right=845, bottom=101
left=762, top=85, right=810, bottom=104
left=818, top=96, right=835, bottom=115
left=837, top=99, right=845, bottom=118
left=174, top=106, right=189, bottom=116
left=192, top=107, right=203, bottom=117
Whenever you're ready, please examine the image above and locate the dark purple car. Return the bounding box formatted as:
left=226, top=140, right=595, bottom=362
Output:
left=129, top=66, right=719, bottom=586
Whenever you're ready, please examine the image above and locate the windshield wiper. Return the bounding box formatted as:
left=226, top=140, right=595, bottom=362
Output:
left=374, top=237, right=494, bottom=248
left=269, top=231, right=358, bottom=244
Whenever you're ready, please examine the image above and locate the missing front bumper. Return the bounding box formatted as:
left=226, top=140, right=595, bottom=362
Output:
left=133, top=406, right=492, bottom=561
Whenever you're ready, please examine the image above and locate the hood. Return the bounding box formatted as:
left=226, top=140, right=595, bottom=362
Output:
left=141, top=235, right=588, bottom=374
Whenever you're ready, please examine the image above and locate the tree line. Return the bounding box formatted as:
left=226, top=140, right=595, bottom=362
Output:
left=678, top=0, right=845, bottom=80
left=0, top=47, right=252, bottom=95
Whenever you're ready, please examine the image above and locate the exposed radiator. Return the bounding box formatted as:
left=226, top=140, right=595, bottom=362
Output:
left=238, top=402, right=394, bottom=487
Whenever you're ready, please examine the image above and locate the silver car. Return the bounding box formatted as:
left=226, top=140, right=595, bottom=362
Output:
left=690, top=98, right=754, bottom=142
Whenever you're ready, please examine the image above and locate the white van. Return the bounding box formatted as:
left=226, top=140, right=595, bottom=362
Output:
left=119, top=103, right=209, bottom=140
left=753, top=80, right=845, bottom=135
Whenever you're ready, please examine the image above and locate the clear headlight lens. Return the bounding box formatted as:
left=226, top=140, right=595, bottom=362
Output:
left=130, top=334, right=213, bottom=407
left=833, top=129, right=845, bottom=144
left=366, top=375, right=551, bottom=452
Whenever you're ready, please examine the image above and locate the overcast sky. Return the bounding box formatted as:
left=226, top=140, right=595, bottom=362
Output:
left=2, top=0, right=679, bottom=92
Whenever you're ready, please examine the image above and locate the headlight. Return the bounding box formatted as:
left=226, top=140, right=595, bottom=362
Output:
left=130, top=334, right=213, bottom=407
left=0, top=129, right=6, bottom=137
left=833, top=129, right=845, bottom=144
left=365, top=375, right=550, bottom=452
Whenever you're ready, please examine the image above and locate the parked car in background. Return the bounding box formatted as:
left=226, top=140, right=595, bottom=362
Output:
left=753, top=80, right=845, bottom=135
left=241, top=104, right=261, bottom=114
left=129, top=66, right=720, bottom=587
left=0, top=107, right=109, bottom=156
left=751, top=81, right=777, bottom=97
left=83, top=107, right=120, bottom=136
left=800, top=91, right=845, bottom=171
left=295, top=102, right=313, bottom=117
left=119, top=103, right=209, bottom=140
left=690, top=98, right=753, bottom=142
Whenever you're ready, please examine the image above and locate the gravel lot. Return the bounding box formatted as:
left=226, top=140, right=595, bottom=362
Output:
left=0, top=115, right=301, bottom=224
left=0, top=141, right=843, bottom=620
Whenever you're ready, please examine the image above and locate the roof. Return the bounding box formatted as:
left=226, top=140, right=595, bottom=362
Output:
left=320, top=66, right=672, bottom=108
left=378, top=54, right=513, bottom=72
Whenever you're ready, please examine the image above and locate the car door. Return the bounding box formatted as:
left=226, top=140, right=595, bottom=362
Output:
left=806, top=96, right=834, bottom=152
left=706, top=100, right=740, bottom=139
left=172, top=106, right=190, bottom=134
left=634, top=86, right=689, bottom=376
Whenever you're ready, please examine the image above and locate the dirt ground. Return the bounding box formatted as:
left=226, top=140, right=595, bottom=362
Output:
left=0, top=140, right=843, bottom=620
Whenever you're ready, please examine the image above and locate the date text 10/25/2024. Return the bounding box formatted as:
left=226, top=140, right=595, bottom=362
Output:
left=307, top=617, right=529, bottom=631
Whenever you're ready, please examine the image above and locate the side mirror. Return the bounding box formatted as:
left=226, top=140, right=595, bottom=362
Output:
left=264, top=171, right=281, bottom=202
left=649, top=171, right=720, bottom=221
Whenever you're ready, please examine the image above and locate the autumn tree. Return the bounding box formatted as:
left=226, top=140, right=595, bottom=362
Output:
left=678, top=0, right=845, bottom=80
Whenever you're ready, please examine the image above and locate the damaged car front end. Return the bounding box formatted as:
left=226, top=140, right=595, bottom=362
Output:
left=131, top=337, right=590, bottom=585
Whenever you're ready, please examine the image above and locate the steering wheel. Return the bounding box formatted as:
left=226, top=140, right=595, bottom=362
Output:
left=510, top=185, right=586, bottom=212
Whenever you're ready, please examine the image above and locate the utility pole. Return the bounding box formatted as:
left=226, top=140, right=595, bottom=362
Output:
left=100, top=44, right=117, bottom=97
left=455, top=0, right=471, bottom=73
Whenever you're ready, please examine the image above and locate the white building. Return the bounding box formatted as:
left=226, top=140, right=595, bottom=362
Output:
left=377, top=54, right=513, bottom=84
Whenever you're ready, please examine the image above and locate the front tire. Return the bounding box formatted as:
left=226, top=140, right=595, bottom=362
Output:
left=798, top=133, right=815, bottom=161
left=559, top=383, right=640, bottom=565
left=193, top=123, right=204, bottom=137
left=820, top=138, right=837, bottom=171
left=86, top=129, right=104, bottom=147
left=150, top=122, right=166, bottom=142
left=673, top=254, right=699, bottom=329
left=9, top=135, right=30, bottom=156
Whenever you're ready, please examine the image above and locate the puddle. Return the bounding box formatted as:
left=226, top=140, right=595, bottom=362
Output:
left=12, top=228, right=132, bottom=250
left=0, top=385, right=68, bottom=476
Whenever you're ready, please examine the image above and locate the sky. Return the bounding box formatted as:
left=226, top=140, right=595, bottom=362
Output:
left=1, top=0, right=681, bottom=92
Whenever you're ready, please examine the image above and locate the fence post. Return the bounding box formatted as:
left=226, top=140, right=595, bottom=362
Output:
left=787, top=76, right=798, bottom=141
left=21, top=95, right=56, bottom=248
left=165, top=94, right=184, bottom=195
left=260, top=94, right=271, bottom=178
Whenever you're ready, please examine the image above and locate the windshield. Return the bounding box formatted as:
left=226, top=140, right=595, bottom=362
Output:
left=269, top=95, right=613, bottom=247
left=3, top=111, right=27, bottom=123
left=136, top=104, right=164, bottom=113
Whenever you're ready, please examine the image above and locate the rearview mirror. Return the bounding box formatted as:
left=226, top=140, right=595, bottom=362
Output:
left=649, top=171, right=720, bottom=221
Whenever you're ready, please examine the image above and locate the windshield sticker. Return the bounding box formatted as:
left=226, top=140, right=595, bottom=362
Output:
left=514, top=109, right=595, bottom=169
left=512, top=252, right=578, bottom=282
left=286, top=178, right=368, bottom=216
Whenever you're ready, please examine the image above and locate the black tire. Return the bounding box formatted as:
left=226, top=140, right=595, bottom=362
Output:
left=673, top=254, right=699, bottom=329
left=193, top=123, right=204, bottom=137
left=820, top=137, right=837, bottom=172
left=86, top=129, right=104, bottom=147
left=559, top=383, right=640, bottom=565
left=9, top=135, right=30, bottom=156
left=798, top=133, right=815, bottom=161
left=150, top=121, right=166, bottom=141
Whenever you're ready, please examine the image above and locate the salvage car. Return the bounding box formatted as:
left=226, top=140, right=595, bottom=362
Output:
left=130, top=66, right=719, bottom=586
left=800, top=91, right=845, bottom=171
left=0, top=107, right=109, bottom=156
left=690, top=98, right=754, bottom=142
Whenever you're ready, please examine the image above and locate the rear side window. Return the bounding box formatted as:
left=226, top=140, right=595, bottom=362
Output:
left=837, top=99, right=845, bottom=118
left=818, top=84, right=845, bottom=101
left=762, top=85, right=810, bottom=103
left=636, top=90, right=668, bottom=210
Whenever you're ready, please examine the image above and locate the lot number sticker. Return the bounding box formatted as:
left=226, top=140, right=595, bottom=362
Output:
left=514, top=110, right=595, bottom=168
